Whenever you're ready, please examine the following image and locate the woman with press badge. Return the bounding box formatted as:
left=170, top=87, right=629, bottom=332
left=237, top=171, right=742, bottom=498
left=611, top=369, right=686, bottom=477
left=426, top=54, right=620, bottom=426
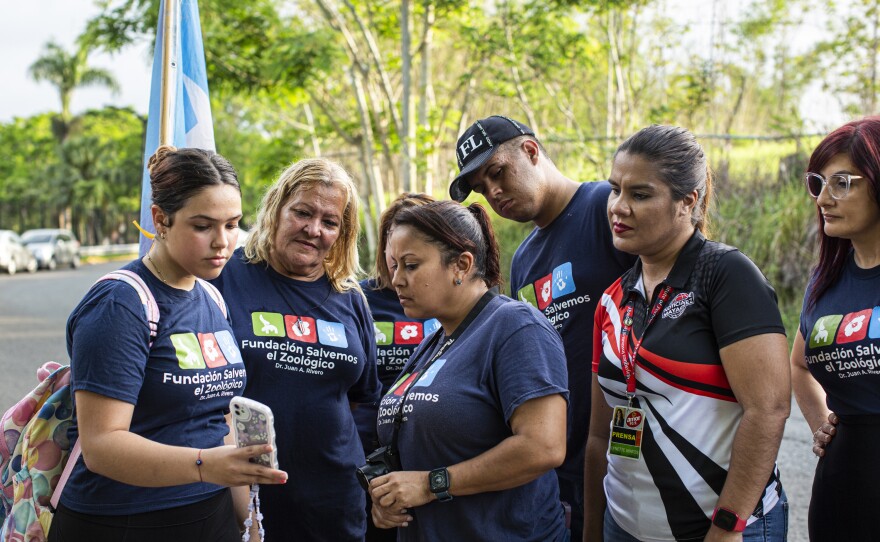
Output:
left=362, top=201, right=569, bottom=541
left=585, top=125, right=791, bottom=542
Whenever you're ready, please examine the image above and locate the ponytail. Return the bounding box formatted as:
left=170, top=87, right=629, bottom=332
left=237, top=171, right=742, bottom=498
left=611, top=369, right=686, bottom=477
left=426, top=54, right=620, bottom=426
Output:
left=697, top=164, right=713, bottom=236
left=467, top=204, right=502, bottom=289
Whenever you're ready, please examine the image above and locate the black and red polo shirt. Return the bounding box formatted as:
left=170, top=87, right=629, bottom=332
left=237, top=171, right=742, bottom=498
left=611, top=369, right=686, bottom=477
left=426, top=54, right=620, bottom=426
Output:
left=592, top=230, right=786, bottom=541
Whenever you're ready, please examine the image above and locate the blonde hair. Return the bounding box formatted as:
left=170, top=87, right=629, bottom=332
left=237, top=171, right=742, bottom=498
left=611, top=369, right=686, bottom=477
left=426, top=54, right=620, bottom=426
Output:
left=245, top=158, right=362, bottom=293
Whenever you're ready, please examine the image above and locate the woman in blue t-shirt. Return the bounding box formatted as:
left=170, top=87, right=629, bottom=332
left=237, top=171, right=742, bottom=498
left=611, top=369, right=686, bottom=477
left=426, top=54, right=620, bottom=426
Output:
left=370, top=201, right=569, bottom=542
left=356, top=192, right=435, bottom=542
left=211, top=158, right=380, bottom=541
left=52, top=146, right=288, bottom=542
left=791, top=117, right=880, bottom=541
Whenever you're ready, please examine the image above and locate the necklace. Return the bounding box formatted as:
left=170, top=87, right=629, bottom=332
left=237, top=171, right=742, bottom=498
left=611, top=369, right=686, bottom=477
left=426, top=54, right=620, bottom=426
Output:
left=146, top=251, right=169, bottom=284
left=269, top=271, right=334, bottom=336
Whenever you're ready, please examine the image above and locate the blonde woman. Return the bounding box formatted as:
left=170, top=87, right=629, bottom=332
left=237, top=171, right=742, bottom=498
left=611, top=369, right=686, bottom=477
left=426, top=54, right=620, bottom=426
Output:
left=212, top=158, right=381, bottom=541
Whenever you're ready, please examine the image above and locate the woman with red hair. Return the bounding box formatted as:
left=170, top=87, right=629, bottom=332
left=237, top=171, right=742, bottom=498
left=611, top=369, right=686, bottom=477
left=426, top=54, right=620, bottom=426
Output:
left=791, top=116, right=880, bottom=541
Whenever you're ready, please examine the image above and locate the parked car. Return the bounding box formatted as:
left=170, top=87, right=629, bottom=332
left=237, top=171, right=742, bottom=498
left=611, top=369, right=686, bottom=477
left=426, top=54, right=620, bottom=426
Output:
left=21, top=229, right=81, bottom=270
left=0, top=230, right=38, bottom=275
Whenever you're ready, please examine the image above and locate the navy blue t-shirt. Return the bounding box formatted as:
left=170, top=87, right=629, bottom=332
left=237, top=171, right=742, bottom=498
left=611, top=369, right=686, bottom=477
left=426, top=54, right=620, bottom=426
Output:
left=354, top=278, right=440, bottom=452
left=62, top=259, right=246, bottom=515
left=376, top=295, right=569, bottom=542
left=509, top=181, right=635, bottom=481
left=800, top=253, right=880, bottom=415
left=212, top=249, right=380, bottom=541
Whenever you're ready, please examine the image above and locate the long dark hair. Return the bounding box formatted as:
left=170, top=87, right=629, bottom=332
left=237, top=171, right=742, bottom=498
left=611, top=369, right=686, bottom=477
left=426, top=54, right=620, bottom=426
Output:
left=615, top=125, right=713, bottom=235
left=392, top=201, right=502, bottom=289
left=806, top=117, right=880, bottom=309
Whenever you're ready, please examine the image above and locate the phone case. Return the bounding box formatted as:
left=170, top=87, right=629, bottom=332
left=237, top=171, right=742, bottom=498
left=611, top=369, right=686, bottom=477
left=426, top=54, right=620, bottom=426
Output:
left=230, top=396, right=279, bottom=469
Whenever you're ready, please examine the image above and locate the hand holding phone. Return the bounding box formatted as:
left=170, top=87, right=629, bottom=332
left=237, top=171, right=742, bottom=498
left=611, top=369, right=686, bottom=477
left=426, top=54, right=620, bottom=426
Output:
left=230, top=396, right=279, bottom=469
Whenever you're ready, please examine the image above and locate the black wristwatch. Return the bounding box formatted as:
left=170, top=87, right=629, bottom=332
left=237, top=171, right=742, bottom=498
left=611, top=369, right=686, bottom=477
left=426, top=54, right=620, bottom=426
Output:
left=428, top=467, right=453, bottom=502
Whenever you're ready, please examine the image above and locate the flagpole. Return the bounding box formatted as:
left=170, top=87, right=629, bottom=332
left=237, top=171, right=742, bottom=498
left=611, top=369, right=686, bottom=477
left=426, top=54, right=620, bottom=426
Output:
left=159, top=0, right=180, bottom=146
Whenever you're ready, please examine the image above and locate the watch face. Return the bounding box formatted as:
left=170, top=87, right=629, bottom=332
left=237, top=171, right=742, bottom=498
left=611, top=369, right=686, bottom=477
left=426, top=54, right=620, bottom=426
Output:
left=429, top=469, right=448, bottom=491
left=713, top=509, right=738, bottom=531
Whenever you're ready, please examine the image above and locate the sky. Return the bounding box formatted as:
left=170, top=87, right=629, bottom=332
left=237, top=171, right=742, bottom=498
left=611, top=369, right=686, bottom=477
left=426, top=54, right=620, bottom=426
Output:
left=0, top=0, right=846, bottom=130
left=0, top=1, right=151, bottom=123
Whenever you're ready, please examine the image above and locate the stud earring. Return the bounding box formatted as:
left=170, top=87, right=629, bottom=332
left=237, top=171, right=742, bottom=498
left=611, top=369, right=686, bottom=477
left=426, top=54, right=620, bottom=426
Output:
left=454, top=278, right=462, bottom=286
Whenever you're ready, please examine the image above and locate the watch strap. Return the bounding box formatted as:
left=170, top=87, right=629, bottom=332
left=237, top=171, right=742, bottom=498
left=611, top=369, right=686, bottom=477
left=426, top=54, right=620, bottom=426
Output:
left=711, top=506, right=747, bottom=532
left=429, top=467, right=453, bottom=502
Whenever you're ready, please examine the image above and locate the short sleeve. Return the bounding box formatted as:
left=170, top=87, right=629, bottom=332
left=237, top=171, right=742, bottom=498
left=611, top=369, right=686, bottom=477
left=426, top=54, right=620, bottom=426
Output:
left=709, top=250, right=786, bottom=348
left=492, top=320, right=569, bottom=422
left=68, top=284, right=152, bottom=404
left=346, top=292, right=381, bottom=404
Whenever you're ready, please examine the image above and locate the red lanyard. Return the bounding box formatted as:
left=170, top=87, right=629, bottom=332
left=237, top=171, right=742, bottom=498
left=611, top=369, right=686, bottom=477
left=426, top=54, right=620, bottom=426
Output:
left=619, top=284, right=673, bottom=397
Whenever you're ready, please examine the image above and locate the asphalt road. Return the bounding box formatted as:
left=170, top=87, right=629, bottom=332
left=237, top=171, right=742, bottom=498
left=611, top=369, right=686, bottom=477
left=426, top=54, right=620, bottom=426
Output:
left=0, top=261, right=814, bottom=541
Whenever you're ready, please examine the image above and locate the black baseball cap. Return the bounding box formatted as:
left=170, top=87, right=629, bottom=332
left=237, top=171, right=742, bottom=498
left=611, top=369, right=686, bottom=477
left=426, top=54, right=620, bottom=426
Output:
left=449, top=115, right=535, bottom=202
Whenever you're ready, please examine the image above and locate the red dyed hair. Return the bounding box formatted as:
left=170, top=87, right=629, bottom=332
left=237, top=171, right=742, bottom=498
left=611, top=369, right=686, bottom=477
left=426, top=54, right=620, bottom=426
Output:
left=807, top=117, right=880, bottom=309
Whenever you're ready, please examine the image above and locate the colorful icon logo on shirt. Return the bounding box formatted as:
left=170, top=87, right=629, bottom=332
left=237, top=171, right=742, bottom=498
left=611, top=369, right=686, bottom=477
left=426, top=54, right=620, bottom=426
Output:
left=517, top=284, right=538, bottom=308
left=214, top=330, right=242, bottom=364
left=837, top=309, right=872, bottom=344
left=197, top=332, right=228, bottom=368
left=809, top=315, right=842, bottom=348
left=424, top=319, right=441, bottom=336
left=535, top=274, right=553, bottom=310
left=317, top=319, right=348, bottom=348
left=395, top=322, right=424, bottom=345
left=252, top=312, right=284, bottom=337
left=171, top=333, right=206, bottom=369
left=868, top=307, right=880, bottom=339
left=374, top=322, right=394, bottom=345
left=390, top=372, right=418, bottom=396
left=285, top=315, right=317, bottom=343
left=552, top=262, right=576, bottom=299
left=519, top=263, right=577, bottom=312
left=412, top=359, right=447, bottom=388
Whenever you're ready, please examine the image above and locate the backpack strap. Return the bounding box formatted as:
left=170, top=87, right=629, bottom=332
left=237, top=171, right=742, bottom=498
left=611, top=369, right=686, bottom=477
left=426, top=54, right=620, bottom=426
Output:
left=197, top=278, right=228, bottom=319
left=94, top=270, right=160, bottom=347
left=50, top=438, right=80, bottom=510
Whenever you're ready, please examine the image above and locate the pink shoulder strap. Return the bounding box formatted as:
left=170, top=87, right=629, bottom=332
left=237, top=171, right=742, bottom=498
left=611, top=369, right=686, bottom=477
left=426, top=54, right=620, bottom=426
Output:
left=196, top=278, right=228, bottom=319
left=95, top=270, right=160, bottom=346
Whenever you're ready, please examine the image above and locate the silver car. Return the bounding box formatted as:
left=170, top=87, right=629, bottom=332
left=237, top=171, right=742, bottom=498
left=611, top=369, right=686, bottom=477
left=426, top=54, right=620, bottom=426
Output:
left=21, top=229, right=81, bottom=270
left=0, top=230, right=38, bottom=275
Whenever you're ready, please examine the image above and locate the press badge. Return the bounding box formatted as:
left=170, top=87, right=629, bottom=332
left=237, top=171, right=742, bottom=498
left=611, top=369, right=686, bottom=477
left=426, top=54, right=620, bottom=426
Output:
left=609, top=405, right=645, bottom=460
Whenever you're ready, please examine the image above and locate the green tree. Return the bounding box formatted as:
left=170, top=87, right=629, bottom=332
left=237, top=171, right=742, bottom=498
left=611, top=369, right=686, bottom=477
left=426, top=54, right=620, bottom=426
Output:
left=811, top=0, right=880, bottom=116
left=28, top=41, right=119, bottom=141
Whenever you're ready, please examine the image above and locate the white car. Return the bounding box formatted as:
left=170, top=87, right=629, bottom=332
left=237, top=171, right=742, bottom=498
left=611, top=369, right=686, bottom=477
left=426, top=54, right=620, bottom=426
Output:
left=21, top=229, right=81, bottom=270
left=0, top=230, right=38, bottom=275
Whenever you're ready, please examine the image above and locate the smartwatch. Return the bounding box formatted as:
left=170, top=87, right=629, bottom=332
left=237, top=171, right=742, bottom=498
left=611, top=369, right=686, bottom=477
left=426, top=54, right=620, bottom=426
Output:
left=428, top=467, right=453, bottom=502
left=712, top=507, right=746, bottom=532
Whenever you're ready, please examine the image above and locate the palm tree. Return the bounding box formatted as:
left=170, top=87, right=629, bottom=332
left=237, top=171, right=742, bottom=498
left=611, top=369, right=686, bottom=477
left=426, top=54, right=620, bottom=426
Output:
left=28, top=41, right=119, bottom=141
left=28, top=41, right=120, bottom=229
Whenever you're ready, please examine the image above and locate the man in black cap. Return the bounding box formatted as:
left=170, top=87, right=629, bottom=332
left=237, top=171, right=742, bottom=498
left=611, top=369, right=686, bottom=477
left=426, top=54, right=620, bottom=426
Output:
left=450, top=115, right=634, bottom=541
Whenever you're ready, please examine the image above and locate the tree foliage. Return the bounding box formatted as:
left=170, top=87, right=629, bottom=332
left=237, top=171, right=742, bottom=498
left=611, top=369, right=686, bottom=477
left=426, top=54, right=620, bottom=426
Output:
left=1, top=0, right=861, bottom=292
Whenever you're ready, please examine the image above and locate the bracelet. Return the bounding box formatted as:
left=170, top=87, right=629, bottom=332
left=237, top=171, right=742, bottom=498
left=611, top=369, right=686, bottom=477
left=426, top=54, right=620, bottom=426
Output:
left=196, top=449, right=204, bottom=482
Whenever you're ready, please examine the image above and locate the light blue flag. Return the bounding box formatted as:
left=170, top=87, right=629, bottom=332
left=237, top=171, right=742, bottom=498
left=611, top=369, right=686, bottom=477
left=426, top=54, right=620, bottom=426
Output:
left=138, top=0, right=215, bottom=256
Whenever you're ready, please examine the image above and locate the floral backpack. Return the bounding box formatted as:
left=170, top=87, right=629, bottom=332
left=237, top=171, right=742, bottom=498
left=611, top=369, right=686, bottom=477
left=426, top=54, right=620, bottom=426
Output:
left=0, top=362, right=74, bottom=542
left=0, top=270, right=227, bottom=542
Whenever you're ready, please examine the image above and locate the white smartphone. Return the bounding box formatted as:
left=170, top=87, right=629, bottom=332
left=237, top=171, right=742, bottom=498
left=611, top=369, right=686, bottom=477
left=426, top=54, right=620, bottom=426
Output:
left=230, top=396, right=279, bottom=470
